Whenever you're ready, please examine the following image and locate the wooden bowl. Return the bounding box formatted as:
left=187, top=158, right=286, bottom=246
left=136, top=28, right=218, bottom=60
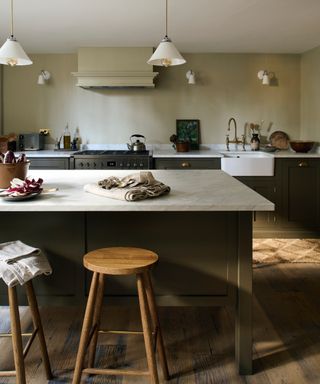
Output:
left=289, top=141, right=314, bottom=153
left=0, top=161, right=30, bottom=189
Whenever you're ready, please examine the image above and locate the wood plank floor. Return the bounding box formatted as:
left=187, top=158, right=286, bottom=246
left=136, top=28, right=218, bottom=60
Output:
left=0, top=263, right=320, bottom=383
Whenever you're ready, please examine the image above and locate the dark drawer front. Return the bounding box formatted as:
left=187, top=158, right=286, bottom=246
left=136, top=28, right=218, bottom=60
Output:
left=154, top=158, right=221, bottom=169
left=29, top=158, right=70, bottom=169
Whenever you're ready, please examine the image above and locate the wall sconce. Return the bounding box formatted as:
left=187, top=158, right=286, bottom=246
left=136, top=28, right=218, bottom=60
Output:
left=257, top=70, right=274, bottom=85
left=186, top=70, right=196, bottom=84
left=37, top=70, right=51, bottom=85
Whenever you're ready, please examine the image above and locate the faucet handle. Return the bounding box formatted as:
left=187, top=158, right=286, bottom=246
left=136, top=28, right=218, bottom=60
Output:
left=226, top=134, right=230, bottom=151
left=241, top=134, right=246, bottom=151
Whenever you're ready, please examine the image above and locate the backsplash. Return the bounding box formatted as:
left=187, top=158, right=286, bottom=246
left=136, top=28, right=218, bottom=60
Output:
left=2, top=52, right=302, bottom=145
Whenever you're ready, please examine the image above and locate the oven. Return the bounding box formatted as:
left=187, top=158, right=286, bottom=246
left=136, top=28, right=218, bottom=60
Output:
left=72, top=150, right=152, bottom=170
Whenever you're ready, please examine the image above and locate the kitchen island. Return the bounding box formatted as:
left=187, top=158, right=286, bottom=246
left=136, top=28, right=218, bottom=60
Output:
left=0, top=169, right=274, bottom=374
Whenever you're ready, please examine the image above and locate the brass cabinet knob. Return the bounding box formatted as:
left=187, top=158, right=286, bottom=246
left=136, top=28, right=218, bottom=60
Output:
left=181, top=162, right=191, bottom=168
left=298, top=161, right=308, bottom=167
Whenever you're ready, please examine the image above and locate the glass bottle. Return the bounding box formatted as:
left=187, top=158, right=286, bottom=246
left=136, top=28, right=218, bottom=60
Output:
left=250, top=133, right=260, bottom=151
left=63, top=124, right=71, bottom=150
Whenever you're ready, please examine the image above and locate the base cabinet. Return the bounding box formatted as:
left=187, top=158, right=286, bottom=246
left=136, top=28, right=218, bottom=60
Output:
left=278, top=158, right=320, bottom=233
left=236, top=177, right=277, bottom=230
left=154, top=156, right=320, bottom=237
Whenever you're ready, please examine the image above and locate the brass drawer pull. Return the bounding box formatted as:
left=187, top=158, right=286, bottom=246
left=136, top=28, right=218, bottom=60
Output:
left=298, top=161, right=308, bottom=167
left=181, top=162, right=191, bottom=168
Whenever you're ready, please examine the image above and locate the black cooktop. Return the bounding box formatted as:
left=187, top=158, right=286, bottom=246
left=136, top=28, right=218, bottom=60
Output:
left=73, top=150, right=150, bottom=156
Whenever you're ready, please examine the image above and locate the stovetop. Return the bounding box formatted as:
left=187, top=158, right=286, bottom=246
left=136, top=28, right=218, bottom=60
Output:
left=73, top=150, right=150, bottom=156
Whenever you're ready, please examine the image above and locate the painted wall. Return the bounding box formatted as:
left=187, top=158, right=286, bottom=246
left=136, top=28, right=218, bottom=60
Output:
left=2, top=52, right=300, bottom=145
left=301, top=46, right=320, bottom=141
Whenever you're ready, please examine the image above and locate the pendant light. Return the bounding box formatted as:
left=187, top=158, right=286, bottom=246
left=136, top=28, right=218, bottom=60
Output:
left=0, top=0, right=32, bottom=66
left=147, top=0, right=186, bottom=67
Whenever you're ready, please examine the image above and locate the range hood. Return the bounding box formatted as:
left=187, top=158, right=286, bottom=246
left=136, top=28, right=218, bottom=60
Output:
left=71, top=47, right=158, bottom=88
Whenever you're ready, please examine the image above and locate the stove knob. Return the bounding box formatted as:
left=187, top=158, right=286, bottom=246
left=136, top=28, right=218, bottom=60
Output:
left=93, top=162, right=97, bottom=168
left=119, top=163, right=124, bottom=168
left=126, top=163, right=131, bottom=168
left=86, top=162, right=90, bottom=168
left=80, top=162, right=84, bottom=168
left=139, top=163, right=144, bottom=168
left=133, top=163, right=137, bottom=168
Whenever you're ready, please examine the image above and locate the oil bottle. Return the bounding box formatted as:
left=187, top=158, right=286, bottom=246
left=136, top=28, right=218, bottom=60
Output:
left=63, top=124, right=71, bottom=150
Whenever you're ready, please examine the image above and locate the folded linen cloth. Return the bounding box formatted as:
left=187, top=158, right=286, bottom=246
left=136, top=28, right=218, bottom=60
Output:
left=0, top=240, right=52, bottom=287
left=84, top=171, right=170, bottom=202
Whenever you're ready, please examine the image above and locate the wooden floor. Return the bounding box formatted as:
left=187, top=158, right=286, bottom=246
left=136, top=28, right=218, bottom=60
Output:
left=0, top=263, right=320, bottom=383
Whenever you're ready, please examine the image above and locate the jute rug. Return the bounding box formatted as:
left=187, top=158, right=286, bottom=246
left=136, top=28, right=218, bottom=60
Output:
left=253, top=238, right=320, bottom=265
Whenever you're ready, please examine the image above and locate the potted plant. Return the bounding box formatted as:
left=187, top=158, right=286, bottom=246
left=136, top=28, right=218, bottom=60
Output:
left=170, top=134, right=190, bottom=152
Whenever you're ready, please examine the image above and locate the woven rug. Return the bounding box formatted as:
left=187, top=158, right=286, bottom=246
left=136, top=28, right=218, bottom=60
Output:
left=253, top=238, right=320, bottom=265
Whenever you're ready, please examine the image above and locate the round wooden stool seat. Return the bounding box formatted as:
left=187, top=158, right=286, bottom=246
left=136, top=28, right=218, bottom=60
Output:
left=83, top=247, right=158, bottom=275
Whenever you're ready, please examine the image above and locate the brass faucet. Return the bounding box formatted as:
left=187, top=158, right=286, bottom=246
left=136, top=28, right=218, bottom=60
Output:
left=226, top=117, right=246, bottom=151
left=227, top=117, right=240, bottom=144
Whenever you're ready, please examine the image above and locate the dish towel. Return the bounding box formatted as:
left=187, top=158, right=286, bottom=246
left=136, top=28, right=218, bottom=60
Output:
left=84, top=171, right=171, bottom=202
left=0, top=240, right=52, bottom=288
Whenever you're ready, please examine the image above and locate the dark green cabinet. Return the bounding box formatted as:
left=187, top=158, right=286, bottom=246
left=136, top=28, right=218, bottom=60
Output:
left=278, top=158, right=320, bottom=232
left=29, top=157, right=70, bottom=169
left=237, top=177, right=277, bottom=230
left=154, top=156, right=320, bottom=236
left=154, top=158, right=220, bottom=169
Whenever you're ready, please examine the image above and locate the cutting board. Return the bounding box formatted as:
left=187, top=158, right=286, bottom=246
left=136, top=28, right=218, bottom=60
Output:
left=269, top=131, right=289, bottom=149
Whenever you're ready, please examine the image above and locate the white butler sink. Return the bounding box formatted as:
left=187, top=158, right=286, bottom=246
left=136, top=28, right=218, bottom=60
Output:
left=220, top=151, right=274, bottom=176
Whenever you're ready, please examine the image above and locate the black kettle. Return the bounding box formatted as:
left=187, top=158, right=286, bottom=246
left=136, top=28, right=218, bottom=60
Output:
left=127, top=134, right=146, bottom=152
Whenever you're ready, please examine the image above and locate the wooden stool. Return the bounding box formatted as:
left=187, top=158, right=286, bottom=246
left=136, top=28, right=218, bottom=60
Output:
left=72, top=247, right=169, bottom=384
left=0, top=280, right=53, bottom=384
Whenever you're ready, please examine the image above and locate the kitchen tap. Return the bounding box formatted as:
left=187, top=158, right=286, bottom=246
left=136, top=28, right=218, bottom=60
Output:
left=227, top=118, right=239, bottom=143
left=226, top=117, right=245, bottom=150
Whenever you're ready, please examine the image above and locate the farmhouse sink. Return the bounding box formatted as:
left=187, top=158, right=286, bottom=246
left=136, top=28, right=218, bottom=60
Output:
left=220, top=151, right=275, bottom=176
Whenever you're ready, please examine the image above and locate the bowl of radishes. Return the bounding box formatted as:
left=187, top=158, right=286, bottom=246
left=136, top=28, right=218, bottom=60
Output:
left=0, top=151, right=30, bottom=189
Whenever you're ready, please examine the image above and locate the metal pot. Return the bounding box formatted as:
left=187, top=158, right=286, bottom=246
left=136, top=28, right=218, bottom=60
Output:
left=127, top=134, right=146, bottom=152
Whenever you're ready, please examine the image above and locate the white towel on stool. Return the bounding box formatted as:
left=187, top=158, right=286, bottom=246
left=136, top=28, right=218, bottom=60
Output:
left=0, top=240, right=52, bottom=288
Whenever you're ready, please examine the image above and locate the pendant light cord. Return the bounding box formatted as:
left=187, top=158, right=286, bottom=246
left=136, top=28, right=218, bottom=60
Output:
left=10, top=0, right=14, bottom=37
left=165, top=0, right=168, bottom=37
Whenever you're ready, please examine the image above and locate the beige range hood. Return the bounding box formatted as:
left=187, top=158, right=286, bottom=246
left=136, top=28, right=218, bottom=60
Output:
left=71, top=47, right=158, bottom=88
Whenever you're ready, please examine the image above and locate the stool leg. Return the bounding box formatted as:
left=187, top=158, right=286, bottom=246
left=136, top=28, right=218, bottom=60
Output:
left=143, top=271, right=170, bottom=381
left=8, top=286, right=26, bottom=384
left=88, top=273, right=105, bottom=368
left=25, top=280, right=53, bottom=380
left=72, top=271, right=99, bottom=384
left=136, top=273, right=159, bottom=384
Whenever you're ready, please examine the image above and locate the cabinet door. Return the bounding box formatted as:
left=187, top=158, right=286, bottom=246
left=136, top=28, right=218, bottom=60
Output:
left=29, top=157, right=70, bottom=169
left=280, top=158, right=320, bottom=230
left=154, top=158, right=220, bottom=169
left=237, top=177, right=277, bottom=228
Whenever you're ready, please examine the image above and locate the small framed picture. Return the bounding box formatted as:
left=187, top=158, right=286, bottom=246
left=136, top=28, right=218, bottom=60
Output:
left=176, top=119, right=200, bottom=150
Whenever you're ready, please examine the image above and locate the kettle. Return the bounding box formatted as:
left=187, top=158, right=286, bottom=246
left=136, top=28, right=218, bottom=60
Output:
left=127, top=134, right=146, bottom=152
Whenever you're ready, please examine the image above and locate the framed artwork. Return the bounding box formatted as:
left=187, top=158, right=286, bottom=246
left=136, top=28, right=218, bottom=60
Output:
left=176, top=119, right=200, bottom=150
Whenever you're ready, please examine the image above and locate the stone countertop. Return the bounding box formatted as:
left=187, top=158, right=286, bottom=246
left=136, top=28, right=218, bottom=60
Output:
left=152, top=148, right=223, bottom=158
left=16, top=150, right=76, bottom=158
left=272, top=150, right=320, bottom=157
left=0, top=170, right=274, bottom=212
left=15, top=146, right=320, bottom=159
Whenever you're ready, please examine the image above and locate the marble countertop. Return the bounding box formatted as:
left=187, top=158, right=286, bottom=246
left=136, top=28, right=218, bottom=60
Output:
left=0, top=170, right=274, bottom=212
left=17, top=144, right=320, bottom=159
left=152, top=148, right=223, bottom=158
left=17, top=150, right=76, bottom=158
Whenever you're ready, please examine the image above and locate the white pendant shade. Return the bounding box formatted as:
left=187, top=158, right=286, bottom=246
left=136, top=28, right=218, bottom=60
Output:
left=0, top=37, right=32, bottom=66
left=147, top=37, right=186, bottom=67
